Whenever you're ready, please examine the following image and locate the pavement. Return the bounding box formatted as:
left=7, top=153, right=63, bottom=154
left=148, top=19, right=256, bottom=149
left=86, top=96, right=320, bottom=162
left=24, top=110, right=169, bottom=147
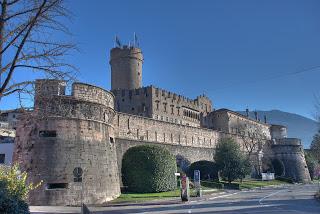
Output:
left=30, top=183, right=320, bottom=214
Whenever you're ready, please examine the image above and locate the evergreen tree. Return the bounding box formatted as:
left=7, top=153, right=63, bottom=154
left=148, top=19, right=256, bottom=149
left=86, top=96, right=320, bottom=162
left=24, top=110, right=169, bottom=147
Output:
left=214, top=138, right=251, bottom=183
left=310, top=130, right=320, bottom=163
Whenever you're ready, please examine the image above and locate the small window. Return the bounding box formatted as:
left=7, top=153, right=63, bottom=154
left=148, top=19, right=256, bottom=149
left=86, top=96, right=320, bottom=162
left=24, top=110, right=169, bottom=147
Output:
left=0, top=154, right=5, bottom=164
left=39, top=130, right=57, bottom=137
left=110, top=137, right=114, bottom=144
left=46, top=183, right=68, bottom=189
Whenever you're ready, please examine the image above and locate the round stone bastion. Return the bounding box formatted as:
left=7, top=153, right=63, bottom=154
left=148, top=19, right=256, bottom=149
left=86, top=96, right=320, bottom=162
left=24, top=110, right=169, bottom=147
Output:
left=14, top=80, right=121, bottom=205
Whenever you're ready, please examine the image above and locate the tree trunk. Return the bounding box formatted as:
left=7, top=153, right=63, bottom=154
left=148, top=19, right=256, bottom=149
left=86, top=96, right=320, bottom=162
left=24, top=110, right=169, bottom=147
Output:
left=0, top=0, right=7, bottom=87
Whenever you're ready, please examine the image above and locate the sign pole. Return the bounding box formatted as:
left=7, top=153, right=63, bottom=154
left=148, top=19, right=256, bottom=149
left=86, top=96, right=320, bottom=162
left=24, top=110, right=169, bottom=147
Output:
left=194, top=170, right=201, bottom=197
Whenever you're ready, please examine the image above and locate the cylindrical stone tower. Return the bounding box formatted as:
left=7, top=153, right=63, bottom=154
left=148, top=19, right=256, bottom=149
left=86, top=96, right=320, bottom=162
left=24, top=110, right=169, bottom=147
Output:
left=14, top=80, right=121, bottom=205
left=271, top=138, right=311, bottom=183
left=110, top=46, right=143, bottom=90
left=270, top=124, right=287, bottom=139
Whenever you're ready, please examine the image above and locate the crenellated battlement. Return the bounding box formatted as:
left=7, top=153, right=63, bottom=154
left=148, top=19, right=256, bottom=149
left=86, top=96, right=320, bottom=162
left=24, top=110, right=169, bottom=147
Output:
left=34, top=80, right=116, bottom=124
left=72, top=83, right=114, bottom=109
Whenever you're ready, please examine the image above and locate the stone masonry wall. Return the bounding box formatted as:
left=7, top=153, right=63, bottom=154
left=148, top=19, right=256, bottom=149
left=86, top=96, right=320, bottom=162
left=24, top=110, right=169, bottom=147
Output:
left=14, top=117, right=120, bottom=205
left=271, top=138, right=311, bottom=183
left=14, top=80, right=121, bottom=205
left=115, top=112, right=224, bottom=148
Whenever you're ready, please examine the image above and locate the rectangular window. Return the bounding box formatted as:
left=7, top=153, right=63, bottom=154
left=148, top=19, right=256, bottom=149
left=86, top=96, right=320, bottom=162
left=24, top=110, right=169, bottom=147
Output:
left=39, top=130, right=57, bottom=137
left=46, top=183, right=68, bottom=189
left=0, top=154, right=5, bottom=164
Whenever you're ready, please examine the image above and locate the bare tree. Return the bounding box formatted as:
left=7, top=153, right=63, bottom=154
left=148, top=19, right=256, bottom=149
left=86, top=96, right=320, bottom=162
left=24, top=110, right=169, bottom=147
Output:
left=238, top=125, right=267, bottom=156
left=0, top=0, right=76, bottom=106
left=237, top=125, right=268, bottom=177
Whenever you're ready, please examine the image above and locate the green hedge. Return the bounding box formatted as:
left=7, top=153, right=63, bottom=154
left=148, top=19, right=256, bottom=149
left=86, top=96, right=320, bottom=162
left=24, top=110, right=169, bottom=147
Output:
left=200, top=180, right=224, bottom=189
left=187, top=160, right=219, bottom=180
left=220, top=182, right=241, bottom=190
left=122, top=145, right=177, bottom=193
left=276, top=176, right=294, bottom=184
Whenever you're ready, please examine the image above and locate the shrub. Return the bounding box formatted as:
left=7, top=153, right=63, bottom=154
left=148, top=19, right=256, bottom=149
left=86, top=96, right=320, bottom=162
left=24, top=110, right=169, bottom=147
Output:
left=276, top=176, right=294, bottom=184
left=200, top=180, right=224, bottom=189
left=0, top=164, right=41, bottom=214
left=220, top=182, right=241, bottom=190
left=0, top=181, right=29, bottom=214
left=122, top=145, right=177, bottom=193
left=187, top=160, right=218, bottom=181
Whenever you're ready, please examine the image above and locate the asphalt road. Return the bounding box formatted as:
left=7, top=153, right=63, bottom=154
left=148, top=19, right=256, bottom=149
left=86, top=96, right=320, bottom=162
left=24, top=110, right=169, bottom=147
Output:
left=31, top=183, right=320, bottom=214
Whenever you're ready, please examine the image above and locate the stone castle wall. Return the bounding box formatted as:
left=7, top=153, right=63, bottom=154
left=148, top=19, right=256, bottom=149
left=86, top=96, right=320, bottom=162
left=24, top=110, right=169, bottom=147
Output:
left=14, top=81, right=121, bottom=206
left=271, top=138, right=310, bottom=183
left=113, top=86, right=213, bottom=128
left=115, top=112, right=223, bottom=148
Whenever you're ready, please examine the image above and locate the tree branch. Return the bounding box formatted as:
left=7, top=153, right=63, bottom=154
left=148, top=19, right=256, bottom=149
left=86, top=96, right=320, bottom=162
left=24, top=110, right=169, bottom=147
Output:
left=0, top=0, right=47, bottom=95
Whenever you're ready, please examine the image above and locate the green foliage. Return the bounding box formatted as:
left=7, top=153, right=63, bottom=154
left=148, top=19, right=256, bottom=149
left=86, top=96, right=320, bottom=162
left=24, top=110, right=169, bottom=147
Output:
left=310, top=131, right=320, bottom=163
left=305, top=152, right=319, bottom=180
left=200, top=180, right=224, bottom=189
left=276, top=176, right=294, bottom=184
left=214, top=138, right=251, bottom=183
left=187, top=160, right=219, bottom=181
left=0, top=164, right=42, bottom=214
left=220, top=181, right=241, bottom=190
left=122, top=145, right=177, bottom=193
left=272, top=159, right=285, bottom=176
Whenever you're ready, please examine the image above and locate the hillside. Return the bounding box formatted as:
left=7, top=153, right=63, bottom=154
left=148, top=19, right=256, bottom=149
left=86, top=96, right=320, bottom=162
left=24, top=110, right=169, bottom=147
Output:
left=237, top=110, right=318, bottom=148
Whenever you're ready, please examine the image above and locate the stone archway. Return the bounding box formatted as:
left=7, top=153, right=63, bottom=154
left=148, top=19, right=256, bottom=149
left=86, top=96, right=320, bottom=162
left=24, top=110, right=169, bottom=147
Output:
left=176, top=154, right=191, bottom=173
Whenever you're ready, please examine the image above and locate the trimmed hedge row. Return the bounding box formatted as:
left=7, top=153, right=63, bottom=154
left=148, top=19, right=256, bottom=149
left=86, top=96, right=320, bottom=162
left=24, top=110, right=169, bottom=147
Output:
left=122, top=145, right=177, bottom=193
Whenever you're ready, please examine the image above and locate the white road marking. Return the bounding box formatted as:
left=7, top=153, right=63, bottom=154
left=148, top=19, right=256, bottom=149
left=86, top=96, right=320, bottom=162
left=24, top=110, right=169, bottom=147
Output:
left=209, top=192, right=240, bottom=200
left=258, top=189, right=287, bottom=205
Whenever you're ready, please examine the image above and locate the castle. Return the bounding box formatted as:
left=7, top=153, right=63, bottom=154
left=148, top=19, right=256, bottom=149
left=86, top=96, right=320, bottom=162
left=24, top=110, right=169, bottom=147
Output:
left=13, top=43, right=311, bottom=206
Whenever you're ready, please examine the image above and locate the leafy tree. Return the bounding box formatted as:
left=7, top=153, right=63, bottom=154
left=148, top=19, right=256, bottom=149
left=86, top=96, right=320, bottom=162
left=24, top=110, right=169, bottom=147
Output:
left=305, top=152, right=319, bottom=180
left=0, top=164, right=42, bottom=213
left=214, top=138, right=251, bottom=183
left=310, top=131, right=320, bottom=163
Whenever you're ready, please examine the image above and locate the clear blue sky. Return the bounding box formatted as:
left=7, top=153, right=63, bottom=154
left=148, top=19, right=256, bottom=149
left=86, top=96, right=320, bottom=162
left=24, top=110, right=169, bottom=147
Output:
left=2, top=0, right=320, bottom=119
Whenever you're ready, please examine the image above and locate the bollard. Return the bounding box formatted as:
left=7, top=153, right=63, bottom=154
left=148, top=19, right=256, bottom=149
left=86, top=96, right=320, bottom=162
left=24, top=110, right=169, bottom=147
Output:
left=180, top=175, right=190, bottom=201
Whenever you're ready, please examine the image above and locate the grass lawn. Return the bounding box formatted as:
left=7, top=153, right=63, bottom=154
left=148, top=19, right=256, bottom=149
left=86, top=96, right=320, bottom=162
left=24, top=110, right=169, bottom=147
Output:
left=111, top=187, right=220, bottom=203
left=236, top=179, right=289, bottom=189
left=110, top=189, right=181, bottom=203
left=111, top=179, right=290, bottom=203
